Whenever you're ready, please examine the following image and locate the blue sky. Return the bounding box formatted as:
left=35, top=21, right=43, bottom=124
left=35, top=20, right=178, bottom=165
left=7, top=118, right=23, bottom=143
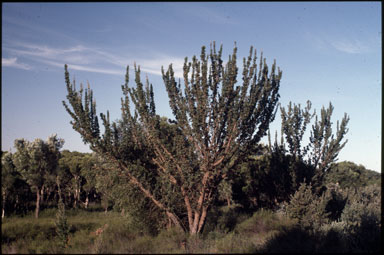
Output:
left=2, top=2, right=381, bottom=172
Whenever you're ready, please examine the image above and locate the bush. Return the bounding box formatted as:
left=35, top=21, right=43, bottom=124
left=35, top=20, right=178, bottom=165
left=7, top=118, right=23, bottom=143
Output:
left=235, top=209, right=285, bottom=234
left=202, top=204, right=249, bottom=235
left=255, top=226, right=317, bottom=253
left=337, top=184, right=381, bottom=252
left=285, top=182, right=331, bottom=230
left=55, top=199, right=70, bottom=248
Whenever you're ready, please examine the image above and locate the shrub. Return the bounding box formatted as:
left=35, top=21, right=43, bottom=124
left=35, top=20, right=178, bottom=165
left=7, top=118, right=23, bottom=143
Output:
left=285, top=182, right=331, bottom=230
left=235, top=209, right=281, bottom=234
left=338, top=184, right=381, bottom=252
left=202, top=204, right=248, bottom=235
left=55, top=198, right=70, bottom=248
left=153, top=227, right=187, bottom=253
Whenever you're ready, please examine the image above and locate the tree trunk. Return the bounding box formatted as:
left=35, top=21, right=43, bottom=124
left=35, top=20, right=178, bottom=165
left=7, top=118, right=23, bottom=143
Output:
left=73, top=192, right=77, bottom=208
left=2, top=191, right=6, bottom=219
left=35, top=189, right=41, bottom=219
left=84, top=193, right=89, bottom=209
left=14, top=195, right=19, bottom=212
left=226, top=196, right=231, bottom=207
left=40, top=185, right=45, bottom=203
left=197, top=206, right=208, bottom=233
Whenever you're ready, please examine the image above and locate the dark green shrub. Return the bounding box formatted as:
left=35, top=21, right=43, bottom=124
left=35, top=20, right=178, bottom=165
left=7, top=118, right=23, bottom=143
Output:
left=235, top=209, right=282, bottom=234
left=55, top=198, right=70, bottom=248
left=323, top=183, right=347, bottom=221
left=286, top=182, right=331, bottom=230
left=255, top=226, right=317, bottom=253
left=339, top=184, right=381, bottom=252
left=202, top=205, right=248, bottom=235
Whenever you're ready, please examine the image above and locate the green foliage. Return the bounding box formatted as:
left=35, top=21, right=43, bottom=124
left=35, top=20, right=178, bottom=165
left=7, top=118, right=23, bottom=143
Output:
left=13, top=135, right=64, bottom=191
left=229, top=101, right=350, bottom=214
left=1, top=151, right=27, bottom=218
left=338, top=184, right=381, bottom=252
left=233, top=144, right=315, bottom=211
left=202, top=205, right=248, bottom=235
left=285, top=182, right=332, bottom=230
left=12, top=134, right=64, bottom=218
left=278, top=101, right=350, bottom=195
left=280, top=100, right=314, bottom=159
left=282, top=181, right=381, bottom=252
left=63, top=42, right=282, bottom=233
left=58, top=150, right=87, bottom=208
left=235, top=209, right=295, bottom=234
left=2, top=204, right=380, bottom=253
left=325, top=161, right=381, bottom=188
left=55, top=198, right=70, bottom=248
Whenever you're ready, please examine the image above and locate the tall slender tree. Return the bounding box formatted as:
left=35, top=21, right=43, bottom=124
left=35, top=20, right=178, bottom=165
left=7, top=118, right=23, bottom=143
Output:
left=63, top=42, right=282, bottom=234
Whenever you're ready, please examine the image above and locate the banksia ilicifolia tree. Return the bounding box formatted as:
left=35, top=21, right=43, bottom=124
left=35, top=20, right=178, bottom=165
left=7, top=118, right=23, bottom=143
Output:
left=279, top=101, right=349, bottom=194
left=280, top=100, right=314, bottom=160
left=309, top=103, right=350, bottom=192
left=62, top=42, right=282, bottom=234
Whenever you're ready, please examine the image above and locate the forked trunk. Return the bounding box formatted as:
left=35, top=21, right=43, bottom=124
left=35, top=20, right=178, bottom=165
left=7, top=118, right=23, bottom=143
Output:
left=189, top=205, right=208, bottom=234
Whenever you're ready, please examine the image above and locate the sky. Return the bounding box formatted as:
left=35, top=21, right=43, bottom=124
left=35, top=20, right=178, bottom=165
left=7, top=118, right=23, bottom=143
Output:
left=2, top=2, right=381, bottom=172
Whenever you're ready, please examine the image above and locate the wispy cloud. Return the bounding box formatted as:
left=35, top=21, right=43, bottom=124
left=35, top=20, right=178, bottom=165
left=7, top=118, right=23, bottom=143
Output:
left=39, top=59, right=124, bottom=76
left=2, top=57, right=31, bottom=70
left=305, top=32, right=373, bottom=54
left=330, top=39, right=369, bottom=54
left=3, top=41, right=185, bottom=77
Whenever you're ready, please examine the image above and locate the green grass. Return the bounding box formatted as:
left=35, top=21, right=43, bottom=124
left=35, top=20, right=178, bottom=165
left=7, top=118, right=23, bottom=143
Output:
left=2, top=207, right=298, bottom=254
left=2, top=206, right=374, bottom=253
left=2, top=208, right=130, bottom=254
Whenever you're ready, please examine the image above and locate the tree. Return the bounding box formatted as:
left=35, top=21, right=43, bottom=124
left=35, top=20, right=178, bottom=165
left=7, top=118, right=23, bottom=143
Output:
left=1, top=152, right=18, bottom=218
left=59, top=150, right=87, bottom=208
left=324, top=161, right=381, bottom=189
left=80, top=153, right=98, bottom=209
left=63, top=42, right=282, bottom=234
left=279, top=101, right=349, bottom=193
left=13, top=135, right=64, bottom=218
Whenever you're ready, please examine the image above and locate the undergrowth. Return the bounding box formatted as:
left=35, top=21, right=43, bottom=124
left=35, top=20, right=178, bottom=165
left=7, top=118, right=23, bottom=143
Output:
left=1, top=201, right=381, bottom=253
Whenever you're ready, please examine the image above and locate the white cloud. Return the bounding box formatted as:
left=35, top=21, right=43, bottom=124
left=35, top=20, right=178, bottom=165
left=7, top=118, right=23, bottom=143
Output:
left=136, top=55, right=185, bottom=78
left=330, top=40, right=369, bottom=54
left=4, top=42, right=186, bottom=78
left=2, top=57, right=31, bottom=70
left=305, top=32, right=372, bottom=54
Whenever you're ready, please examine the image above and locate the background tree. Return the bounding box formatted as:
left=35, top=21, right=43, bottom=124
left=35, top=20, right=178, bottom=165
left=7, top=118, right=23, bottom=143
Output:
left=324, top=161, right=381, bottom=189
left=308, top=103, right=349, bottom=192
left=59, top=150, right=87, bottom=208
left=229, top=101, right=349, bottom=212
left=279, top=101, right=349, bottom=194
left=13, top=135, right=64, bottom=218
left=80, top=153, right=98, bottom=209
left=63, top=42, right=282, bottom=234
left=1, top=152, right=19, bottom=218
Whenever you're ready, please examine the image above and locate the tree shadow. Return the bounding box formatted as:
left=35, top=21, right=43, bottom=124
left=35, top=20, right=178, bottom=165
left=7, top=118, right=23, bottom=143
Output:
left=252, top=222, right=381, bottom=253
